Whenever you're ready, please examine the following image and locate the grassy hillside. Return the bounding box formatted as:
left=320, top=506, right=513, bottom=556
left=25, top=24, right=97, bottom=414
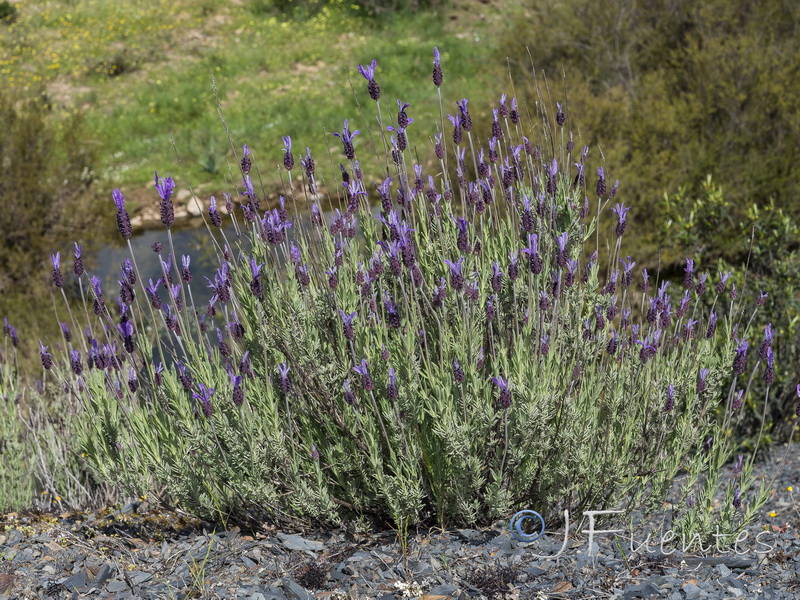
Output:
left=1, top=0, right=502, bottom=195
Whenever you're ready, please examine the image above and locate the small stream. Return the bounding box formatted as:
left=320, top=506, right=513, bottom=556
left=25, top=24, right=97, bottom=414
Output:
left=91, top=202, right=382, bottom=313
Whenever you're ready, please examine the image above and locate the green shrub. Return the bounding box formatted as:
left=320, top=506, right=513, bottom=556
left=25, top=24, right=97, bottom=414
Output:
left=0, top=1, right=16, bottom=24
left=502, top=0, right=800, bottom=266
left=661, top=177, right=800, bottom=444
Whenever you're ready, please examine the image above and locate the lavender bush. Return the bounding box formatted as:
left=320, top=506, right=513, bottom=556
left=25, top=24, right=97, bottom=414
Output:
left=34, top=50, right=797, bottom=543
left=0, top=322, right=109, bottom=512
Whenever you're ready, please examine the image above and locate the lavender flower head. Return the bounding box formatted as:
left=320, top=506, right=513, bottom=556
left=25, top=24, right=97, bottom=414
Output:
left=555, top=102, right=565, bottom=126
left=387, top=367, right=398, bottom=401
left=732, top=454, right=744, bottom=477
left=596, top=166, right=606, bottom=197
left=358, top=59, right=380, bottom=100
left=447, top=113, right=463, bottom=144
left=456, top=98, right=472, bottom=131
left=192, top=383, right=215, bottom=418
left=208, top=195, right=222, bottom=227
left=333, top=119, right=360, bottom=160
left=154, top=172, right=175, bottom=228
left=697, top=368, right=709, bottom=394
left=453, top=357, right=464, bottom=384
left=181, top=254, right=192, bottom=283
left=50, top=252, right=63, bottom=288
left=277, top=361, right=291, bottom=393
left=339, top=309, right=356, bottom=340
left=282, top=136, right=294, bottom=171
left=665, top=384, right=675, bottom=412
left=733, top=337, right=748, bottom=376
left=611, top=202, right=631, bottom=237
left=354, top=358, right=374, bottom=391
left=73, top=242, right=84, bottom=277
left=491, top=376, right=512, bottom=409
left=683, top=258, right=695, bottom=289
left=444, top=256, right=465, bottom=291
left=763, top=346, right=775, bottom=385
left=716, top=270, right=731, bottom=294
left=112, top=189, right=133, bottom=239
left=39, top=340, right=52, bottom=370
left=241, top=143, right=251, bottom=174
left=432, top=47, right=442, bottom=87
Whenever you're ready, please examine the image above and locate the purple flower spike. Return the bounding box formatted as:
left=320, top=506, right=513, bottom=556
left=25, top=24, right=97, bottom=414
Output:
left=733, top=338, right=748, bottom=375
left=697, top=368, right=709, bottom=394
left=716, top=270, right=731, bottom=294
left=358, top=59, right=380, bottom=100
left=757, top=290, right=768, bottom=306
left=444, top=256, right=465, bottom=292
left=154, top=172, right=175, bottom=228
left=387, top=367, right=398, bottom=401
left=192, top=383, right=215, bottom=418
left=596, top=166, right=606, bottom=197
left=456, top=99, right=472, bottom=131
left=733, top=486, right=742, bottom=509
left=555, top=102, right=565, bottom=126
left=73, top=242, right=84, bottom=277
left=447, top=113, right=463, bottom=144
left=112, top=189, right=133, bottom=239
left=684, top=258, right=695, bottom=289
left=453, top=357, right=464, bottom=384
left=510, top=97, right=519, bottom=124
left=491, top=376, right=512, bottom=409
left=354, top=359, right=374, bottom=391
left=555, top=231, right=568, bottom=267
left=432, top=47, right=443, bottom=87
left=281, top=136, right=294, bottom=171
left=339, top=310, right=356, bottom=340
left=208, top=195, right=222, bottom=227
left=51, top=252, right=64, bottom=288
left=491, top=262, right=504, bottom=293
left=763, top=347, right=775, bottom=385
left=241, top=143, right=252, bottom=174
left=732, top=454, right=744, bottom=477
left=522, top=233, right=542, bottom=275
left=39, top=340, right=52, bottom=370
left=277, top=361, right=291, bottom=394
left=181, top=255, right=192, bottom=283
left=611, top=202, right=630, bottom=237
left=128, top=368, right=139, bottom=393
left=333, top=119, right=361, bottom=160
left=343, top=380, right=356, bottom=405
left=665, top=384, right=675, bottom=412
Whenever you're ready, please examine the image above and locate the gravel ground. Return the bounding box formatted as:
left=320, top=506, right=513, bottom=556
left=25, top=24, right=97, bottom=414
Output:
left=0, top=443, right=798, bottom=600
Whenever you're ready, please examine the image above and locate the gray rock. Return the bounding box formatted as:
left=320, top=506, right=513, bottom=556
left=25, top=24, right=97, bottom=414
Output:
left=716, top=563, right=732, bottom=577
left=277, top=534, right=324, bottom=552
left=622, top=582, right=660, bottom=598
left=62, top=570, right=87, bottom=591
left=282, top=578, right=310, bottom=599
left=726, top=588, right=744, bottom=598
left=106, top=580, right=128, bottom=593
left=242, top=556, right=257, bottom=569
left=682, top=582, right=704, bottom=599
left=96, top=564, right=112, bottom=587
left=429, top=584, right=459, bottom=595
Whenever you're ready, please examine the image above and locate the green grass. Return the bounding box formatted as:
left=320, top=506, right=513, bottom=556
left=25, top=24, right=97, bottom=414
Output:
left=2, top=0, right=501, bottom=194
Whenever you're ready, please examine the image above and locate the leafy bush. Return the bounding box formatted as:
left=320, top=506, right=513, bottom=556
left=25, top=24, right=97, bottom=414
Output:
left=33, top=50, right=791, bottom=546
left=662, top=178, right=800, bottom=444
left=502, top=0, right=800, bottom=265
left=0, top=1, right=16, bottom=24
left=0, top=324, right=111, bottom=512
